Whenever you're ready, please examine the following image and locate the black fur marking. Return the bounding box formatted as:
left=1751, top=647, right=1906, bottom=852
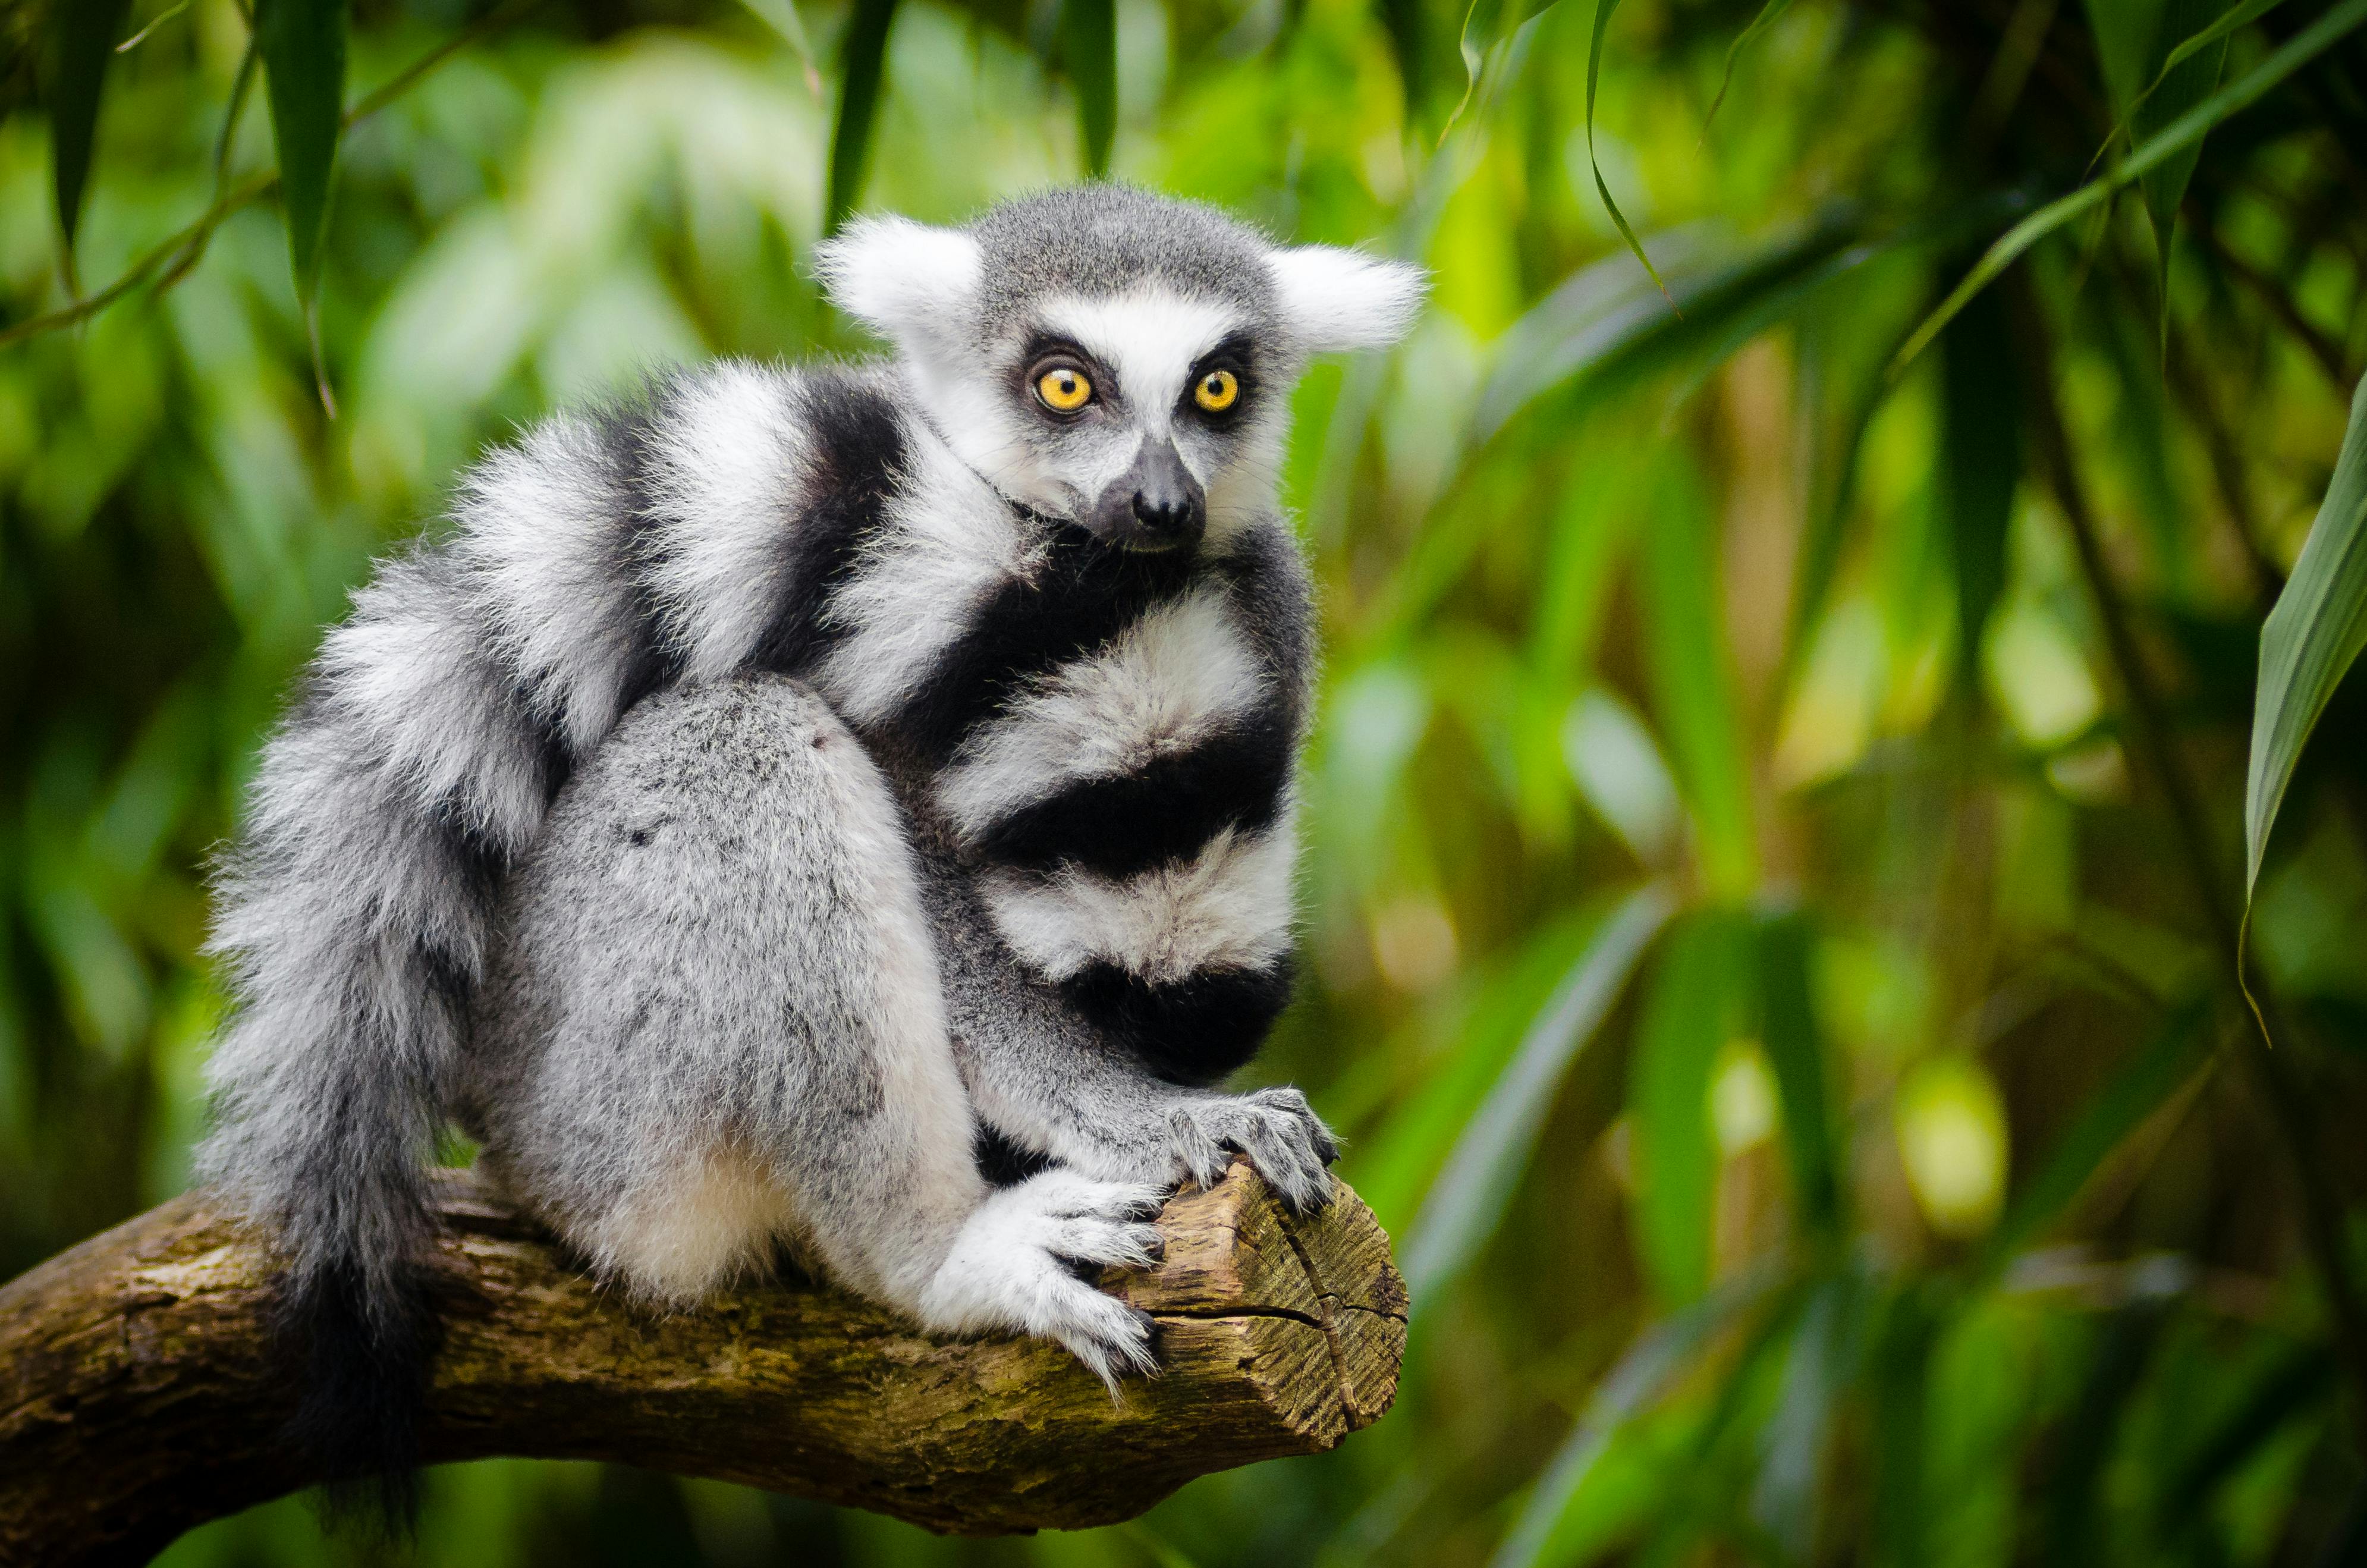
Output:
left=587, top=384, right=690, bottom=727
left=274, top=1255, right=442, bottom=1533
left=1205, top=529, right=1314, bottom=708
left=1064, top=956, right=1294, bottom=1086
left=1182, top=331, right=1261, bottom=423
left=747, top=375, right=907, bottom=677
left=896, top=523, right=1199, bottom=768
left=967, top=711, right=1291, bottom=879
left=975, top=1122, right=1055, bottom=1187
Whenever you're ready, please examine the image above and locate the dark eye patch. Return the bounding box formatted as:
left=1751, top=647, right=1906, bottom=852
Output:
left=1184, top=330, right=1260, bottom=419
left=1018, top=332, right=1118, bottom=417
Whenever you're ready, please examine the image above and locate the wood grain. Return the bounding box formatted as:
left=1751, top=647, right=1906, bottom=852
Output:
left=0, top=1161, right=1404, bottom=1566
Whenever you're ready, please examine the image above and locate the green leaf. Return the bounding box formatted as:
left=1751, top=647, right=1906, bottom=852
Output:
left=2159, top=1342, right=2335, bottom=1529
left=1470, top=208, right=1882, bottom=449
left=1446, top=0, right=1556, bottom=135
left=734, top=0, right=825, bottom=96
left=1938, top=285, right=2022, bottom=692
left=1628, top=910, right=1752, bottom=1305
left=825, top=0, right=901, bottom=232
left=1062, top=0, right=1117, bottom=178
left=1640, top=463, right=1755, bottom=900
left=1703, top=0, right=1797, bottom=130
left=1349, top=903, right=1608, bottom=1231
left=2038, top=1302, right=2171, bottom=1567
left=1583, top=0, right=1668, bottom=299
left=1749, top=1271, right=1857, bottom=1560
left=1868, top=1281, right=1940, bottom=1567
left=1893, top=0, right=2367, bottom=377
left=1979, top=1001, right=2211, bottom=1278
left=1756, top=913, right=1841, bottom=1237
left=254, top=0, right=346, bottom=306
left=1377, top=0, right=1429, bottom=114
left=2159, top=0, right=2284, bottom=77
left=2133, top=0, right=2231, bottom=270
left=2091, top=0, right=2287, bottom=180
left=1402, top=882, right=1676, bottom=1303
left=1490, top=1268, right=1783, bottom=1568
left=2246, top=372, right=2367, bottom=894
left=43, top=0, right=136, bottom=287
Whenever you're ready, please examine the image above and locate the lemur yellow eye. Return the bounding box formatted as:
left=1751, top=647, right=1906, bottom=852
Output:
left=1036, top=366, right=1093, bottom=412
left=1193, top=368, right=1239, bottom=413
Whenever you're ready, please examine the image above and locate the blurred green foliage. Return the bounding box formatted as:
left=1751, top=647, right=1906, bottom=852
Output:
left=6, top=0, right=2367, bottom=1563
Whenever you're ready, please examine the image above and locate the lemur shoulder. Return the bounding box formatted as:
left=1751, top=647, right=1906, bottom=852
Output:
left=198, top=185, right=1425, bottom=1500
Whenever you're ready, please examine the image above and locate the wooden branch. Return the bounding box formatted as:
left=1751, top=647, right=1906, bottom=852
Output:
left=0, top=1162, right=1406, bottom=1567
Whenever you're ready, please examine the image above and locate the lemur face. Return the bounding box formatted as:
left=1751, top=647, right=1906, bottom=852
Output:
left=816, top=187, right=1425, bottom=551
left=992, top=287, right=1268, bottom=554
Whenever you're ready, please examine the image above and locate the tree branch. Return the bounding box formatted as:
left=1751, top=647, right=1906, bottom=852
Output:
left=0, top=1161, right=1405, bottom=1567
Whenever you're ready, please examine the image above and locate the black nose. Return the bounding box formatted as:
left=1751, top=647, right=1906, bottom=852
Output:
left=1098, top=439, right=1205, bottom=552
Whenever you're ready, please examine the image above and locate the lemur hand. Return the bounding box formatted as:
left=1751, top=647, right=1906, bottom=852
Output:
left=1062, top=1087, right=1340, bottom=1217
left=918, top=1169, right=1168, bottom=1392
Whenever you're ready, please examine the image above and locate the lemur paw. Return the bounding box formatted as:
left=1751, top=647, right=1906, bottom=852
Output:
left=918, top=1170, right=1166, bottom=1391
left=1168, top=1088, right=1340, bottom=1217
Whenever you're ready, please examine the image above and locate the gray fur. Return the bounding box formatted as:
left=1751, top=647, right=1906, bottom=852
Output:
left=200, top=186, right=1425, bottom=1408
left=964, top=188, right=1281, bottom=336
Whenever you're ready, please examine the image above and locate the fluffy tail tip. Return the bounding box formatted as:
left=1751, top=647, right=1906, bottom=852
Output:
left=275, top=1255, right=439, bottom=1535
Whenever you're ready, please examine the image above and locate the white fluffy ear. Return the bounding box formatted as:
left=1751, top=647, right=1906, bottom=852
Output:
left=1269, top=246, right=1428, bottom=353
left=813, top=215, right=983, bottom=345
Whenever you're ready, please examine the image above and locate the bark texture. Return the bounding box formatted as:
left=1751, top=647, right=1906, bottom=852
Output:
left=0, top=1161, right=1404, bottom=1566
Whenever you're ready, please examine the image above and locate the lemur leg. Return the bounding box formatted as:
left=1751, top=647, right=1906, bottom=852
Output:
left=467, top=677, right=1163, bottom=1382
left=919, top=863, right=1339, bottom=1215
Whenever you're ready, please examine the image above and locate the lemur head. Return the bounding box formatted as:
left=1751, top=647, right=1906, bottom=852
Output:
left=815, top=186, right=1425, bottom=553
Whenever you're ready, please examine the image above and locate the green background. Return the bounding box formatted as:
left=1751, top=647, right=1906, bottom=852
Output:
left=5, top=0, right=2367, bottom=1562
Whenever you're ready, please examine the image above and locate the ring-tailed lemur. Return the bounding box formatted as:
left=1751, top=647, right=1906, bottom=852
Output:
left=199, top=186, right=1424, bottom=1498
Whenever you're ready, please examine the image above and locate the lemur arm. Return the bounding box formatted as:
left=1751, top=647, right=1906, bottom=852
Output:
left=947, top=984, right=1339, bottom=1216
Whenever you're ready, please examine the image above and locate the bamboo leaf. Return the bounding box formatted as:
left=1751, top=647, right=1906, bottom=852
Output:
left=1868, top=1282, right=1940, bottom=1565
left=1749, top=1271, right=1856, bottom=1560
left=2160, top=0, right=2284, bottom=76
left=735, top=0, right=825, bottom=96
left=1351, top=903, right=1608, bottom=1231
left=1471, top=218, right=1857, bottom=447
left=1445, top=0, right=1555, bottom=135
left=1490, top=1268, right=1783, bottom=1568
left=1402, top=882, right=1676, bottom=1303
left=1756, top=913, right=1841, bottom=1237
left=2133, top=0, right=2231, bottom=271
left=1703, top=0, right=1796, bottom=130
left=1640, top=464, right=1755, bottom=900
left=254, top=0, right=345, bottom=306
left=2245, top=373, right=2367, bottom=894
left=1892, top=0, right=2367, bottom=377
left=2092, top=0, right=2288, bottom=175
left=1979, top=1002, right=2212, bottom=1279
left=1628, top=910, right=1752, bottom=1305
left=1378, top=0, right=1428, bottom=114
left=43, top=0, right=136, bottom=287
left=1062, top=0, right=1117, bottom=178
left=1938, top=285, right=2022, bottom=692
left=1584, top=0, right=1668, bottom=298
left=2038, top=1303, right=2171, bottom=1566
left=2159, top=1343, right=2335, bottom=1528
left=825, top=0, right=900, bottom=232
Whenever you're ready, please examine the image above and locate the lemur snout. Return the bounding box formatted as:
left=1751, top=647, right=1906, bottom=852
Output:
left=1096, top=438, right=1204, bottom=552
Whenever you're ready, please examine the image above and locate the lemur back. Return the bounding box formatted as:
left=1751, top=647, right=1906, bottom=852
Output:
left=199, top=186, right=1423, bottom=1510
